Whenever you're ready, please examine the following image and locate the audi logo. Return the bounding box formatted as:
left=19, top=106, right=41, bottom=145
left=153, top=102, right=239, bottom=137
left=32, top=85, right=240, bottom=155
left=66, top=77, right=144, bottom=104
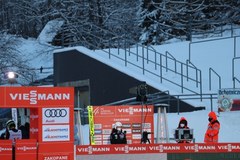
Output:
left=44, top=109, right=67, bottom=118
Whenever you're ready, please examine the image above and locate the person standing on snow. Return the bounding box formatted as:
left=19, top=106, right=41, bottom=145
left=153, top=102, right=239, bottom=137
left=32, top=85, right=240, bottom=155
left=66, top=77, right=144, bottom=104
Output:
left=204, top=111, right=220, bottom=143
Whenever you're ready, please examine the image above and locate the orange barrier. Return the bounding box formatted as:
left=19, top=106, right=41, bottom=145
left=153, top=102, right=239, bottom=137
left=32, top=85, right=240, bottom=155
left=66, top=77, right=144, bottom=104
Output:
left=0, top=140, right=12, bottom=160
left=15, top=139, right=37, bottom=160
left=76, top=143, right=240, bottom=155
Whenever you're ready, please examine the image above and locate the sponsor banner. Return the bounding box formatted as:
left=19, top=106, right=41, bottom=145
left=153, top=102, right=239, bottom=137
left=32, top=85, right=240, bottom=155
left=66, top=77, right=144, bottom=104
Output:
left=88, top=105, right=154, bottom=144
left=42, top=107, right=69, bottom=124
left=29, top=108, right=39, bottom=139
left=0, top=87, right=75, bottom=160
left=0, top=140, right=12, bottom=160
left=42, top=155, right=70, bottom=160
left=0, top=88, right=4, bottom=106
left=42, top=125, right=70, bottom=142
left=88, top=106, right=95, bottom=145
left=15, top=139, right=37, bottom=160
left=218, top=88, right=240, bottom=111
left=3, top=87, right=74, bottom=107
left=76, top=143, right=240, bottom=155
left=37, top=143, right=74, bottom=160
left=11, top=108, right=18, bottom=128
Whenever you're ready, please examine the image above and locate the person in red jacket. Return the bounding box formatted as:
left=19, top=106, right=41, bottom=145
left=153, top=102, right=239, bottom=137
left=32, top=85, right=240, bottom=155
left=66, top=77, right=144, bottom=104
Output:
left=204, top=111, right=220, bottom=143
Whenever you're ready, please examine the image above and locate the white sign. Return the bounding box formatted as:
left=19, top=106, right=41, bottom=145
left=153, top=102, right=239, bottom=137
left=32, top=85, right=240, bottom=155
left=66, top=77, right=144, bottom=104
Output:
left=42, top=125, right=70, bottom=141
left=11, top=108, right=18, bottom=129
left=42, top=107, right=69, bottom=124
left=218, top=88, right=240, bottom=111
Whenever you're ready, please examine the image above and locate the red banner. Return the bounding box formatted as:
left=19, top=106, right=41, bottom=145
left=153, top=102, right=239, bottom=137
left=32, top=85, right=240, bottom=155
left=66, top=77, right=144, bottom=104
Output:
left=0, top=87, right=74, bottom=107
left=38, top=142, right=74, bottom=160
left=0, top=140, right=12, bottom=160
left=76, top=143, right=240, bottom=155
left=15, top=139, right=37, bottom=160
left=91, top=105, right=154, bottom=144
left=0, top=88, right=4, bottom=106
left=29, top=108, right=39, bottom=139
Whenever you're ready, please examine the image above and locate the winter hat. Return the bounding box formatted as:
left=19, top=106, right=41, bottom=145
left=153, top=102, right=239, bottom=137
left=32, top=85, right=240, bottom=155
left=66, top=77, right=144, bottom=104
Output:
left=6, top=119, right=15, bottom=128
left=208, top=111, right=217, bottom=121
left=179, top=117, right=188, bottom=126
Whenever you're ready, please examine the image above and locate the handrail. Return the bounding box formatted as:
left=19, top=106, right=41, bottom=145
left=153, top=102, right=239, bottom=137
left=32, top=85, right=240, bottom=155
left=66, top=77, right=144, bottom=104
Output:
left=209, top=67, right=221, bottom=90
left=60, top=22, right=204, bottom=95
left=233, top=77, right=240, bottom=89
left=189, top=35, right=240, bottom=61
left=104, top=92, right=217, bottom=115
left=165, top=51, right=177, bottom=73
left=232, top=57, right=240, bottom=87
left=186, top=59, right=199, bottom=86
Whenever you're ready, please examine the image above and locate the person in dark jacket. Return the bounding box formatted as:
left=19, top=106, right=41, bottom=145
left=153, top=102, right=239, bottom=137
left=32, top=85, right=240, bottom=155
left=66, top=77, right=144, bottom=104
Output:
left=175, top=117, right=191, bottom=143
left=110, top=122, right=127, bottom=144
left=5, top=119, right=22, bottom=141
left=5, top=119, right=22, bottom=160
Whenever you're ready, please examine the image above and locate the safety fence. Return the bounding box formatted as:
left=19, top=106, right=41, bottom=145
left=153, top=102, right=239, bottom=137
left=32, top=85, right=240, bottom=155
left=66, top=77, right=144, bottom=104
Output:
left=75, top=143, right=240, bottom=160
left=1, top=140, right=240, bottom=160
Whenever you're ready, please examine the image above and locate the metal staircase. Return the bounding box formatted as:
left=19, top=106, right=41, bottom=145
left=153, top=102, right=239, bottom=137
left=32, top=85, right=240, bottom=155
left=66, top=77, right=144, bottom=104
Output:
left=55, top=22, right=240, bottom=111
left=58, top=22, right=202, bottom=95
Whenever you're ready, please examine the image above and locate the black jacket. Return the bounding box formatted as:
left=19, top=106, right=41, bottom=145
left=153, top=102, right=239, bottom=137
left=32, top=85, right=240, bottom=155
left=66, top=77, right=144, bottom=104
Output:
left=110, top=128, right=127, bottom=144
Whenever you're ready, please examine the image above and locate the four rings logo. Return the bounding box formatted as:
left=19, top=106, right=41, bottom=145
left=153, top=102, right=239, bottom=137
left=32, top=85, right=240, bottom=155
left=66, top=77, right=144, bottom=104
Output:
left=44, top=109, right=67, bottom=118
left=43, top=108, right=69, bottom=124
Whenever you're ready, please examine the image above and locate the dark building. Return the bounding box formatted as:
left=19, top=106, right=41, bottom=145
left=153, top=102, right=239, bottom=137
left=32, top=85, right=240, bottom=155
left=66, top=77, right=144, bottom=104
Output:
left=53, top=49, right=203, bottom=113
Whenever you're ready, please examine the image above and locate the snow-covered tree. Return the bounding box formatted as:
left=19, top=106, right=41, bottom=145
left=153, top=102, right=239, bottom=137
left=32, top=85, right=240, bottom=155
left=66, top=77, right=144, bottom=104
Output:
left=0, top=32, right=36, bottom=85
left=138, top=0, right=240, bottom=45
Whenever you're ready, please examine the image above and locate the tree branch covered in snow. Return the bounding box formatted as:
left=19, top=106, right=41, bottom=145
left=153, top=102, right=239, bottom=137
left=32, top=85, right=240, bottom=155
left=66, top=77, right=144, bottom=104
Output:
left=0, top=31, right=36, bottom=85
left=0, top=0, right=239, bottom=47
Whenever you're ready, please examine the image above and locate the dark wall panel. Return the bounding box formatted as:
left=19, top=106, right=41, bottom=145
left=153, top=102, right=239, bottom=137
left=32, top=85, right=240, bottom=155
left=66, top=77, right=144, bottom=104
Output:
left=54, top=50, right=159, bottom=105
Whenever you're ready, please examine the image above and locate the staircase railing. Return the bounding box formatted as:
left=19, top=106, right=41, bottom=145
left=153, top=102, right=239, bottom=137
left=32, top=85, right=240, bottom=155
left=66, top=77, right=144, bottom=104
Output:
left=209, top=67, right=221, bottom=91
left=105, top=92, right=217, bottom=114
left=232, top=57, right=240, bottom=88
left=60, top=22, right=203, bottom=95
left=233, top=77, right=240, bottom=89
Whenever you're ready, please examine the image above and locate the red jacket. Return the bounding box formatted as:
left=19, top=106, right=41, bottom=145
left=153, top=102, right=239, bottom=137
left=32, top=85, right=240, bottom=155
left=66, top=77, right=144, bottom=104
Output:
left=204, top=111, right=220, bottom=143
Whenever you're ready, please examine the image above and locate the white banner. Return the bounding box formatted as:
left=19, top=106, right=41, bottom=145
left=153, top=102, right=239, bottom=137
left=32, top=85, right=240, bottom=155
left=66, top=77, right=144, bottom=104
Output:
left=11, top=108, right=18, bottom=129
left=42, top=125, right=70, bottom=141
left=42, top=107, right=69, bottom=124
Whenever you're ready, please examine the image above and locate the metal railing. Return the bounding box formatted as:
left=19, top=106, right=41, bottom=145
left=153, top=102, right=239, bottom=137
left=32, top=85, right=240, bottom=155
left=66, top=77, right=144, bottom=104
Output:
left=189, top=36, right=240, bottom=61
left=209, top=67, right=221, bottom=91
left=104, top=91, right=217, bottom=114
left=233, top=77, right=240, bottom=89
left=232, top=57, right=240, bottom=88
left=58, top=22, right=203, bottom=96
left=57, top=22, right=240, bottom=101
